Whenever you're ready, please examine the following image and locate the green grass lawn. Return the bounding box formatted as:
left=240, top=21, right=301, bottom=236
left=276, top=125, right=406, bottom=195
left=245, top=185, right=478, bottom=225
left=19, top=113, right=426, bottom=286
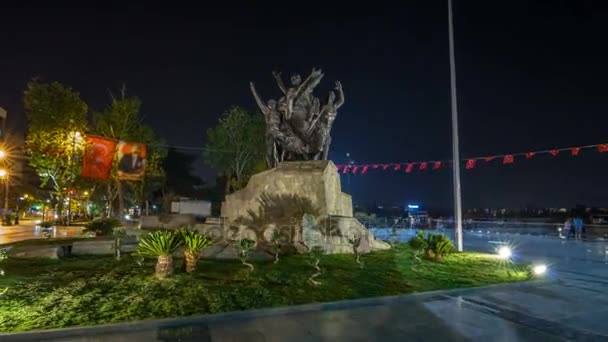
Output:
left=0, top=244, right=530, bottom=332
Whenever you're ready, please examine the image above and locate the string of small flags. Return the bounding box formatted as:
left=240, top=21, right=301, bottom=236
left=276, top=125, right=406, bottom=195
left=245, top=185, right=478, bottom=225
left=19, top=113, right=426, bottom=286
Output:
left=335, top=143, right=608, bottom=174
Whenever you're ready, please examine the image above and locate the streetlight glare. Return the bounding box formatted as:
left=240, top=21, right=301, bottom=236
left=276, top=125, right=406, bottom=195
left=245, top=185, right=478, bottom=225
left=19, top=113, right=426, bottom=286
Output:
left=0, top=169, right=7, bottom=177
left=0, top=150, right=5, bottom=159
left=533, top=264, right=547, bottom=275
left=497, top=246, right=512, bottom=259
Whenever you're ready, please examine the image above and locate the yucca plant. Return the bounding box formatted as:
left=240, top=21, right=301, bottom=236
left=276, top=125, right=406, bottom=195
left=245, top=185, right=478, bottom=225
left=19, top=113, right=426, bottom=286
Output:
left=180, top=229, right=213, bottom=273
left=137, top=230, right=184, bottom=278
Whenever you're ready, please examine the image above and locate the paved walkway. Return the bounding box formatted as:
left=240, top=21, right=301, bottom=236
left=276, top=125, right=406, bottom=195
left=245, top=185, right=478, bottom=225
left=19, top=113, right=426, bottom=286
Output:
left=0, top=220, right=84, bottom=245
left=2, top=232, right=608, bottom=341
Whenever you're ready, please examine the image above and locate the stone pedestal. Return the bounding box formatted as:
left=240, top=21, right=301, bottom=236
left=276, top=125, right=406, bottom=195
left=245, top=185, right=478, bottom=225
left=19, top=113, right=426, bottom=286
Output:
left=221, top=161, right=389, bottom=254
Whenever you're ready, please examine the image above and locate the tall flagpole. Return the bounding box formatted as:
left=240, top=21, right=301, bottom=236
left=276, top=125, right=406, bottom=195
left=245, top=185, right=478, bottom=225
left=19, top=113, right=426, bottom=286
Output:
left=448, top=0, right=463, bottom=251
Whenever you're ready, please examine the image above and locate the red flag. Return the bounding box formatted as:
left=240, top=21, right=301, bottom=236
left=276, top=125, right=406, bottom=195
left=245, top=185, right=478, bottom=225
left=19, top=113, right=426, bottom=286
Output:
left=394, top=164, right=401, bottom=171
left=372, top=164, right=379, bottom=169
left=465, top=159, right=476, bottom=169
left=599, top=144, right=608, bottom=153
left=525, top=152, right=535, bottom=159
left=419, top=162, right=428, bottom=170
left=352, top=166, right=359, bottom=174
left=405, top=163, right=414, bottom=173
left=503, top=154, right=514, bottom=164
left=432, top=161, right=442, bottom=170
left=361, top=165, right=369, bottom=174
left=342, top=165, right=349, bottom=174
left=336, top=165, right=343, bottom=171
left=484, top=156, right=496, bottom=162
left=549, top=149, right=559, bottom=157
left=82, top=136, right=117, bottom=180
left=571, top=147, right=581, bottom=156
left=382, top=164, right=390, bottom=170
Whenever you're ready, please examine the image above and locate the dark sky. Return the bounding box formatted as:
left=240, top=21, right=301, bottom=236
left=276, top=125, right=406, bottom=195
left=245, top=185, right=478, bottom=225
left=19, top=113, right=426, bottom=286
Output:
left=1, top=2, right=607, bottom=210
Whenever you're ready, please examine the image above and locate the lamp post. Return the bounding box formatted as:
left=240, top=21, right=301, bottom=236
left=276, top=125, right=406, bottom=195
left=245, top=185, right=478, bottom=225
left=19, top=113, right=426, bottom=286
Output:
left=448, top=0, right=463, bottom=251
left=66, top=131, right=82, bottom=226
left=0, top=169, right=8, bottom=224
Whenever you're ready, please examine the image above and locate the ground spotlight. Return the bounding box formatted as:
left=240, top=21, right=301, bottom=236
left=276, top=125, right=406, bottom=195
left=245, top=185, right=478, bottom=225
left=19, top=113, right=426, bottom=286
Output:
left=497, top=246, right=512, bottom=259
left=533, top=264, right=547, bottom=276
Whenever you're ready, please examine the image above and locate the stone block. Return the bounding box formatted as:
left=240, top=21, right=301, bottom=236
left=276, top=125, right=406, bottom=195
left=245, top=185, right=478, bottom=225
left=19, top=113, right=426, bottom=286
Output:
left=72, top=240, right=115, bottom=255
left=9, top=245, right=61, bottom=259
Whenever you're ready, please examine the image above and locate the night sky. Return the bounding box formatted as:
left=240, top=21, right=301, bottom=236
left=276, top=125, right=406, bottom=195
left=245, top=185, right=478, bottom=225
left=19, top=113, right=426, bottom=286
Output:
left=1, top=2, right=607, bottom=210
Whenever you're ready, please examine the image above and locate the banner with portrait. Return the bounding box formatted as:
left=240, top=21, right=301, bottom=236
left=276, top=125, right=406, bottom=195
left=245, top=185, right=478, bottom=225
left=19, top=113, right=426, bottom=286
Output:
left=82, top=135, right=117, bottom=180
left=116, top=141, right=146, bottom=180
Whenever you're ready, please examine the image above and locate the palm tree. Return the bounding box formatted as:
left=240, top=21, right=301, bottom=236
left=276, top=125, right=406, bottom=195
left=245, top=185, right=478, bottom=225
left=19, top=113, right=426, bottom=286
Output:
left=181, top=230, right=213, bottom=273
left=137, top=231, right=183, bottom=278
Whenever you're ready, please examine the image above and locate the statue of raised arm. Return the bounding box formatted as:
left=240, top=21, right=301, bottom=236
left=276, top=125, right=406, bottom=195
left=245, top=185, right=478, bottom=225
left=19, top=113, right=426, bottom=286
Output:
left=272, top=71, right=288, bottom=95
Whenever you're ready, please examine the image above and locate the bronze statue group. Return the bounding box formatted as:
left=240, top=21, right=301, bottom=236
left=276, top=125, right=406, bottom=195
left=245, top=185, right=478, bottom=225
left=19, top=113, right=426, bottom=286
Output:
left=250, top=68, right=344, bottom=168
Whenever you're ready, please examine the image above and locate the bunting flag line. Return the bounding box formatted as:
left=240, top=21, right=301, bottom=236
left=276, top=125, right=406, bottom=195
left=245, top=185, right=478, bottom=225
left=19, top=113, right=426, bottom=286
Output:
left=334, top=141, right=608, bottom=175
left=465, top=159, right=476, bottom=169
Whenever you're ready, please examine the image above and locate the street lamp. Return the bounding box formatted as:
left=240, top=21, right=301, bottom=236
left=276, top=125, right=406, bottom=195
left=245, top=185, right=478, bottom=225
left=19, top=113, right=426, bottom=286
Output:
left=448, top=0, right=463, bottom=252
left=0, top=168, right=8, bottom=224
left=66, top=131, right=83, bottom=226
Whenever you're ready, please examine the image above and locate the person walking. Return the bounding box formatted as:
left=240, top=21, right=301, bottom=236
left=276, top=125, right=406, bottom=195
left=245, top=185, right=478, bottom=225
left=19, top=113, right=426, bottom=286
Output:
left=564, top=218, right=573, bottom=239
left=574, top=217, right=583, bottom=240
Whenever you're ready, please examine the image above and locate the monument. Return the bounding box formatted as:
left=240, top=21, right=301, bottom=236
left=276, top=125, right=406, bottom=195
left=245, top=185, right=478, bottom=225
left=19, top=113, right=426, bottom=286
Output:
left=220, top=69, right=388, bottom=255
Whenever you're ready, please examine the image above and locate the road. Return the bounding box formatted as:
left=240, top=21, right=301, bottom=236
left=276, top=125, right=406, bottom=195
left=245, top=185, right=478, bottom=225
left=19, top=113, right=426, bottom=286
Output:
left=2, top=230, right=608, bottom=341
left=0, top=220, right=84, bottom=246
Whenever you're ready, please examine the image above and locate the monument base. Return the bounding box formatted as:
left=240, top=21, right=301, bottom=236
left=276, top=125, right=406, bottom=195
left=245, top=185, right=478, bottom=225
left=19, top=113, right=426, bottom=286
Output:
left=221, top=161, right=389, bottom=254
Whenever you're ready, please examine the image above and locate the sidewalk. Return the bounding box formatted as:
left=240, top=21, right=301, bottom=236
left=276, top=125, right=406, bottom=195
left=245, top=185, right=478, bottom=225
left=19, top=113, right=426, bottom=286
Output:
left=0, top=221, right=84, bottom=246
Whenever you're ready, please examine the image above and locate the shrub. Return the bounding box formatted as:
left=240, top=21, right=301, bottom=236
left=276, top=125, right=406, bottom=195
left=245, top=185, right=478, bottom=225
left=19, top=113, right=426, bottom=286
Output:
left=137, top=231, right=184, bottom=278
left=408, top=231, right=453, bottom=261
left=180, top=230, right=213, bottom=273
left=83, top=218, right=122, bottom=236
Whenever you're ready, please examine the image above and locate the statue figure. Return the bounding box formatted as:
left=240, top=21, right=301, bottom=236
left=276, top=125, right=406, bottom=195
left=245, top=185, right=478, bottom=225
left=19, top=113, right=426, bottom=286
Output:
left=251, top=68, right=344, bottom=167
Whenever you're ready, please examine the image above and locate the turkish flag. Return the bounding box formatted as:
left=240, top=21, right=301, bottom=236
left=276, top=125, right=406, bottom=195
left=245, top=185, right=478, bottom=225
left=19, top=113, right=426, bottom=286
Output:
left=419, top=162, right=428, bottom=170
left=352, top=166, right=359, bottom=174
left=549, top=149, right=559, bottom=157
left=382, top=164, right=390, bottom=170
left=503, top=154, right=514, bottom=164
left=372, top=164, right=379, bottom=169
left=336, top=165, right=343, bottom=171
left=405, top=163, right=414, bottom=173
left=525, top=152, right=535, bottom=159
left=432, top=161, right=442, bottom=170
left=465, top=159, right=476, bottom=169
left=82, top=136, right=117, bottom=180
left=342, top=165, right=350, bottom=174
left=599, top=144, right=608, bottom=153
left=394, top=164, right=401, bottom=171
left=361, top=165, right=369, bottom=174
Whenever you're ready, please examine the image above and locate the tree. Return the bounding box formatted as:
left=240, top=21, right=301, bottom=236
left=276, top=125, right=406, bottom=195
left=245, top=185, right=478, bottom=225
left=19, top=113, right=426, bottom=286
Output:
left=93, top=88, right=166, bottom=218
left=160, top=148, right=204, bottom=211
left=24, top=81, right=88, bottom=220
left=203, top=107, right=265, bottom=194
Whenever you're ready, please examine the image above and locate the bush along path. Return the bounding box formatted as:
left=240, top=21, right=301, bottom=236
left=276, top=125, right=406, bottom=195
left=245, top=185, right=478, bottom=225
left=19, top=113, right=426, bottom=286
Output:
left=0, top=243, right=532, bottom=332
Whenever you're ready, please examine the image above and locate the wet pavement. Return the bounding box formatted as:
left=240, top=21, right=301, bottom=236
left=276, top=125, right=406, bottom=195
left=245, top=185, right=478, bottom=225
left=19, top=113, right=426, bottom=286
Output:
left=0, top=220, right=84, bottom=246
left=2, top=231, right=608, bottom=341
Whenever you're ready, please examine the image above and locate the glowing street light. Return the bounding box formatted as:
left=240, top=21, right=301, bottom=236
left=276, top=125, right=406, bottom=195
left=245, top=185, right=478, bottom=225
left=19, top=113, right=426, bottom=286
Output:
left=0, top=169, right=7, bottom=178
left=0, top=150, right=5, bottom=159
left=533, top=264, right=547, bottom=276
left=497, top=246, right=512, bottom=259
